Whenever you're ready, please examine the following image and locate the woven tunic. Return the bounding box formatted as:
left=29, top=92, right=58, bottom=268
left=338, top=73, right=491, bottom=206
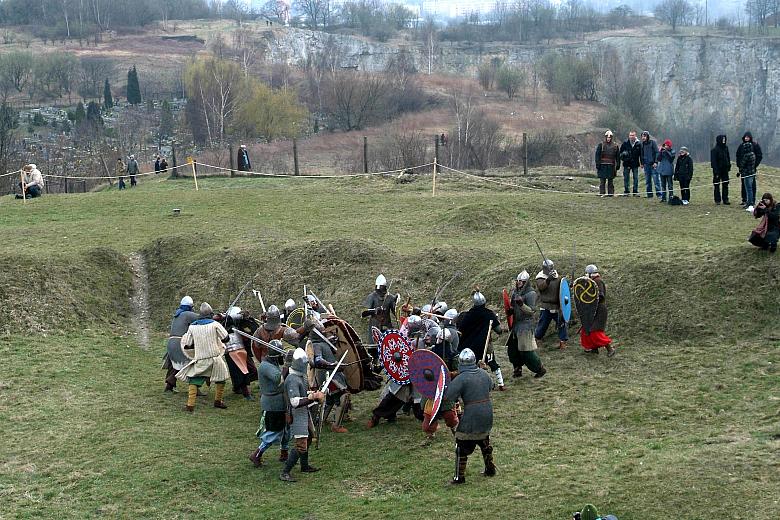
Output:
left=445, top=362, right=494, bottom=440
left=166, top=310, right=199, bottom=370
left=176, top=320, right=230, bottom=382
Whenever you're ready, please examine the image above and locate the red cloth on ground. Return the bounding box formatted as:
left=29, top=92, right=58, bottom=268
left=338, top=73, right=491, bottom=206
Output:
left=580, top=329, right=612, bottom=350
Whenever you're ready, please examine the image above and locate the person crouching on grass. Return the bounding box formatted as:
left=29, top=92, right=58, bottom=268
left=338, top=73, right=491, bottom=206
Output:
left=748, top=193, right=779, bottom=253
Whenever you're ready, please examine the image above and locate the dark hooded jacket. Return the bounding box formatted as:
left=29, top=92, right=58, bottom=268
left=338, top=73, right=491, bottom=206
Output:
left=620, top=138, right=642, bottom=168
left=736, top=132, right=763, bottom=172
left=710, top=135, right=731, bottom=174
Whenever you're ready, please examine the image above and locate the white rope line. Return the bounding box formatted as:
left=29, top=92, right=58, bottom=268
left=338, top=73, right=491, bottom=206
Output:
left=41, top=163, right=189, bottom=180
left=439, top=165, right=774, bottom=197
left=194, top=161, right=433, bottom=179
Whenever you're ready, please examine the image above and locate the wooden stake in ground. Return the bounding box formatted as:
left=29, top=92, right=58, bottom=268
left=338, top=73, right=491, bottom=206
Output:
left=189, top=158, right=199, bottom=191
left=482, top=320, right=493, bottom=364
left=432, top=157, right=438, bottom=197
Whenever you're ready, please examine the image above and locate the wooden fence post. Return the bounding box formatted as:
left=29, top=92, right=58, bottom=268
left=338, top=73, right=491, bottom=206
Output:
left=363, top=136, right=368, bottom=174
left=522, top=132, right=528, bottom=176
left=229, top=144, right=235, bottom=177
left=191, top=159, right=199, bottom=191
left=293, top=138, right=300, bottom=176
left=171, top=144, right=178, bottom=178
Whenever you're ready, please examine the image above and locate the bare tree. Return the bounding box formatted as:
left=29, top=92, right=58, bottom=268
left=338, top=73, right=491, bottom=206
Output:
left=295, top=0, right=326, bottom=27
left=654, top=0, right=693, bottom=31
left=323, top=71, right=389, bottom=131
left=78, top=56, right=115, bottom=100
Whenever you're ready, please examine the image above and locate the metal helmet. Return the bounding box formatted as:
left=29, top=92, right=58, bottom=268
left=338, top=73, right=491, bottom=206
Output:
left=180, top=295, right=194, bottom=307
left=436, top=327, right=451, bottom=342
left=263, top=305, right=282, bottom=331
left=444, top=308, right=458, bottom=321
left=585, top=264, right=599, bottom=276
left=267, top=305, right=281, bottom=318
left=458, top=348, right=476, bottom=365
left=542, top=259, right=555, bottom=272
left=425, top=325, right=441, bottom=343
left=375, top=274, right=387, bottom=289
left=421, top=303, right=432, bottom=314
left=199, top=302, right=213, bottom=316
left=432, top=301, right=448, bottom=315
left=472, top=291, right=486, bottom=306
left=291, top=348, right=308, bottom=372
left=516, top=270, right=530, bottom=282
left=227, top=306, right=242, bottom=321
left=268, top=340, right=285, bottom=359
left=406, top=314, right=423, bottom=333
left=284, top=299, right=296, bottom=314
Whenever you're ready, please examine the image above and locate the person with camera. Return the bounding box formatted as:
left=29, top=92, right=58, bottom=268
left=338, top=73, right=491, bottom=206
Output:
left=748, top=193, right=778, bottom=253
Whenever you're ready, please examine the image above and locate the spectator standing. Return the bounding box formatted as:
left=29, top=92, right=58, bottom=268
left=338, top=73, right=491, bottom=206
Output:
left=736, top=132, right=762, bottom=212
left=116, top=157, right=126, bottom=190
left=127, top=155, right=139, bottom=187
left=748, top=193, right=778, bottom=253
left=657, top=139, right=676, bottom=203
left=159, top=156, right=169, bottom=175
left=674, top=147, right=694, bottom=205
left=640, top=131, right=661, bottom=199
left=237, top=144, right=251, bottom=172
left=710, top=135, right=731, bottom=205
left=154, top=155, right=161, bottom=174
left=619, top=131, right=642, bottom=197
left=594, top=130, right=620, bottom=197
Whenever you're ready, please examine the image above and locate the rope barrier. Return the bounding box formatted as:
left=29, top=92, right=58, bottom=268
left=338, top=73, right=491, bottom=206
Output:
left=41, top=163, right=189, bottom=180
left=194, top=161, right=434, bottom=179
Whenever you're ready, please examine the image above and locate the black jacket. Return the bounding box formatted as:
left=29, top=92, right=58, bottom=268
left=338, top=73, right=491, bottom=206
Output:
left=736, top=132, right=763, bottom=169
left=619, top=139, right=642, bottom=168
left=674, top=154, right=694, bottom=181
left=710, top=135, right=731, bottom=174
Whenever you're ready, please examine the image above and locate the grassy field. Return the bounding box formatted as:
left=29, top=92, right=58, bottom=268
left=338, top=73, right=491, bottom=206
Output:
left=1, top=168, right=779, bottom=519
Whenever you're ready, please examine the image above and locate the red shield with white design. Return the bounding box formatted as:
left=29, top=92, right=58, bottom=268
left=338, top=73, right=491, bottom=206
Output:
left=380, top=330, right=413, bottom=384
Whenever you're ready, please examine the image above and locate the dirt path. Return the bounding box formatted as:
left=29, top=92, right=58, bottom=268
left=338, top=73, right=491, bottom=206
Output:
left=128, top=252, right=151, bottom=350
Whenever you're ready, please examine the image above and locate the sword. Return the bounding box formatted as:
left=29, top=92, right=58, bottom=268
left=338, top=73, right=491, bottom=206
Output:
left=481, top=320, right=493, bottom=364
left=307, top=289, right=327, bottom=312
left=310, top=350, right=348, bottom=411
left=232, top=328, right=287, bottom=355
left=313, top=327, right=339, bottom=353
left=533, top=238, right=549, bottom=265
left=227, top=280, right=252, bottom=314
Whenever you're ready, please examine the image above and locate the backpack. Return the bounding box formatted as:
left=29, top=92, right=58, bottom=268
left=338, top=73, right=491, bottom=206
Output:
left=669, top=195, right=683, bottom=206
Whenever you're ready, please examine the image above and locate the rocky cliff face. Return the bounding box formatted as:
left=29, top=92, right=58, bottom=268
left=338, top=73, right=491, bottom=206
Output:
left=262, top=28, right=780, bottom=152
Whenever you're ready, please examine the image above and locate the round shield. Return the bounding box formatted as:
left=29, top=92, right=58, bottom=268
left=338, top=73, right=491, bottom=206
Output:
left=371, top=326, right=382, bottom=346
left=502, top=288, right=513, bottom=329
left=572, top=276, right=599, bottom=334
left=408, top=349, right=450, bottom=400
left=429, top=364, right=448, bottom=420
left=379, top=330, right=414, bottom=384
left=560, top=277, right=572, bottom=323
left=286, top=307, right=305, bottom=329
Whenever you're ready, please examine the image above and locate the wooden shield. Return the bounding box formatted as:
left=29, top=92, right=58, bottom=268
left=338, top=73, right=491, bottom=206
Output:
left=429, top=365, right=447, bottom=419
left=560, top=277, right=572, bottom=323
left=286, top=307, right=305, bottom=329
left=409, top=349, right=450, bottom=400
left=322, top=318, right=372, bottom=393
left=502, top=288, right=514, bottom=329
left=379, top=330, right=414, bottom=384
left=572, top=276, right=599, bottom=334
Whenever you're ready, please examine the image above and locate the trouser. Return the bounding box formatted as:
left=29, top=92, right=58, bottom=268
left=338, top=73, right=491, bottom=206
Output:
left=118, top=177, right=126, bottom=189
left=623, top=166, right=639, bottom=193
left=483, top=353, right=504, bottom=386
left=679, top=177, right=691, bottom=202
left=506, top=333, right=543, bottom=375
left=644, top=164, right=661, bottom=197
left=454, top=436, right=495, bottom=482
left=534, top=309, right=568, bottom=342
left=598, top=177, right=614, bottom=195
left=371, top=392, right=405, bottom=422
left=283, top=437, right=312, bottom=473
left=324, top=391, right=350, bottom=428
left=749, top=231, right=778, bottom=252
left=165, top=367, right=178, bottom=388
left=742, top=174, right=756, bottom=206
left=713, top=170, right=729, bottom=203
left=258, top=412, right=290, bottom=453
left=18, top=183, right=42, bottom=198
left=423, top=408, right=459, bottom=435
left=186, top=379, right=225, bottom=408
left=660, top=175, right=674, bottom=200
left=130, top=175, right=137, bottom=187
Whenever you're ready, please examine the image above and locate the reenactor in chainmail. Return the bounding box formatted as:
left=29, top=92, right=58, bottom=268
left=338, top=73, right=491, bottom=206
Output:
left=309, top=323, right=350, bottom=434
left=362, top=274, right=398, bottom=340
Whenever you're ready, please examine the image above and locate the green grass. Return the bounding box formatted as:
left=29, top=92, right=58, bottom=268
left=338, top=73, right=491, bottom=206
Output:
left=1, top=168, right=779, bottom=519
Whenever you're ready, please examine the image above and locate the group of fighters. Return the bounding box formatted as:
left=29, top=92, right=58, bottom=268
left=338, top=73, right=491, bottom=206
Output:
left=161, top=258, right=613, bottom=484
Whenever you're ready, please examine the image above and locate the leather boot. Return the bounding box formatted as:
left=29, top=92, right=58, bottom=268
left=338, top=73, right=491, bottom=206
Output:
left=214, top=400, right=228, bottom=409
left=278, top=449, right=289, bottom=462
left=249, top=448, right=263, bottom=468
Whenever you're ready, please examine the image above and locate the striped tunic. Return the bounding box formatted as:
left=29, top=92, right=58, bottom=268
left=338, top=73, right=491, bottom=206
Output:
left=176, top=320, right=230, bottom=382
